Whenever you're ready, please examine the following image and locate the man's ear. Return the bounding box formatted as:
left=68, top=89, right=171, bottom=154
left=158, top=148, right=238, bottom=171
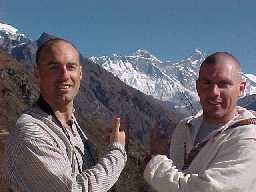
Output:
left=239, top=81, right=246, bottom=97
left=80, top=65, right=82, bottom=80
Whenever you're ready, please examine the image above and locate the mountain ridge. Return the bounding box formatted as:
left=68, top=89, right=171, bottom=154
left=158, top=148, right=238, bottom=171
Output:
left=90, top=48, right=256, bottom=115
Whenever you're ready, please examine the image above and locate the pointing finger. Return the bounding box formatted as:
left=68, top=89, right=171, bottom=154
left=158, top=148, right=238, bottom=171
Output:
left=113, top=117, right=120, bottom=133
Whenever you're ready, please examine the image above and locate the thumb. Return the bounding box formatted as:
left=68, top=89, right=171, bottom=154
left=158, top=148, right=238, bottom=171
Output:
left=113, top=117, right=120, bottom=133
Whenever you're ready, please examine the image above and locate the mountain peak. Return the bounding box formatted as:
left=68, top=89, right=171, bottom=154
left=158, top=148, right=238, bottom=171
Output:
left=193, top=48, right=204, bottom=54
left=37, top=32, right=57, bottom=47
left=134, top=49, right=155, bottom=58
left=135, top=49, right=152, bottom=56
left=0, top=23, right=18, bottom=35
left=133, top=49, right=161, bottom=62
left=185, top=48, right=206, bottom=66
left=0, top=20, right=7, bottom=24
left=190, top=48, right=205, bottom=59
left=0, top=22, right=30, bottom=54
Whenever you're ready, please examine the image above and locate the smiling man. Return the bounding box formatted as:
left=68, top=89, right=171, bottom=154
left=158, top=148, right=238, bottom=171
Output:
left=144, top=52, right=256, bottom=192
left=2, top=38, right=127, bottom=192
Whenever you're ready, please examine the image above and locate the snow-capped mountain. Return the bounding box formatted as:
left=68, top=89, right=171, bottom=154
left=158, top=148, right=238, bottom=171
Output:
left=1, top=22, right=256, bottom=115
left=90, top=49, right=204, bottom=114
left=90, top=49, right=256, bottom=115
left=158, top=49, right=205, bottom=92
left=0, top=22, right=30, bottom=53
left=242, top=74, right=256, bottom=96
left=0, top=22, right=37, bottom=70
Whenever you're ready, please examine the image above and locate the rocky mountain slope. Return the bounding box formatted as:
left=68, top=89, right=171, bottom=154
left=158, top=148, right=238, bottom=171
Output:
left=90, top=49, right=202, bottom=115
left=238, top=94, right=256, bottom=110
left=0, top=50, right=38, bottom=191
left=1, top=21, right=256, bottom=116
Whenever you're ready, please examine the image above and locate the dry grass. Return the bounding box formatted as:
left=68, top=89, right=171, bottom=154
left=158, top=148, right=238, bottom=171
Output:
left=0, top=129, right=9, bottom=192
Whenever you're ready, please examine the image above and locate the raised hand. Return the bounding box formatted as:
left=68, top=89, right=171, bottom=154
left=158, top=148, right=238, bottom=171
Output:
left=110, top=117, right=126, bottom=146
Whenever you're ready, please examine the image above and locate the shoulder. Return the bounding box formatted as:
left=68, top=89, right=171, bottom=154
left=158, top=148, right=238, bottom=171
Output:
left=16, top=112, right=43, bottom=130
left=175, top=116, right=193, bottom=130
left=227, top=108, right=256, bottom=140
left=16, top=112, right=40, bottom=128
left=13, top=107, right=53, bottom=141
left=4, top=108, right=61, bottom=161
left=228, top=123, right=256, bottom=140
left=174, top=111, right=203, bottom=132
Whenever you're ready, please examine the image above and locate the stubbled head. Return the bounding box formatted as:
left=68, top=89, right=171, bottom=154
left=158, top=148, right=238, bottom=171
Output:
left=196, top=52, right=246, bottom=123
left=34, top=38, right=82, bottom=109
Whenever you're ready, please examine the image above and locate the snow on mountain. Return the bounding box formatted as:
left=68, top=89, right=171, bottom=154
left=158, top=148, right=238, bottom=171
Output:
left=1, top=22, right=256, bottom=115
left=0, top=22, right=30, bottom=53
left=90, top=49, right=256, bottom=115
left=242, top=74, right=256, bottom=96
left=158, top=48, right=205, bottom=93
left=0, top=23, right=18, bottom=37
left=245, top=74, right=256, bottom=82
left=90, top=49, right=204, bottom=115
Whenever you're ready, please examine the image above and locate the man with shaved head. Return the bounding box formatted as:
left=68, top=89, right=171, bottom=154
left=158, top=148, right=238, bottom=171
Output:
left=144, top=52, right=256, bottom=192
left=197, top=52, right=243, bottom=124
left=2, top=38, right=127, bottom=191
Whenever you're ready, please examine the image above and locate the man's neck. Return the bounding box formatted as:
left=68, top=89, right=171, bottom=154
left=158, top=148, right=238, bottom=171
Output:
left=52, top=103, right=74, bottom=128
left=38, top=96, right=74, bottom=128
left=204, top=109, right=239, bottom=124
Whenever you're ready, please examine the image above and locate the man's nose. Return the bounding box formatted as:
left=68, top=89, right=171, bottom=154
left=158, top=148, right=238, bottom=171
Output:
left=58, top=66, right=69, bottom=80
left=209, top=84, right=220, bottom=96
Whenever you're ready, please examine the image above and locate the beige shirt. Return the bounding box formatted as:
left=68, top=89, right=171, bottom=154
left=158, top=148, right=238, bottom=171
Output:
left=144, top=107, right=256, bottom=192
left=1, top=106, right=127, bottom=192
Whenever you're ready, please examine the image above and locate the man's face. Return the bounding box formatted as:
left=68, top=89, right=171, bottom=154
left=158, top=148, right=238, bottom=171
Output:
left=36, top=41, right=82, bottom=108
left=196, top=59, right=245, bottom=123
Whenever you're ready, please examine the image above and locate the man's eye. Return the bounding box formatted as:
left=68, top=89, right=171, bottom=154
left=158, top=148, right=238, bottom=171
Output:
left=67, top=65, right=77, bottom=70
left=218, top=81, right=231, bottom=88
left=49, top=65, right=58, bottom=70
left=202, top=80, right=211, bottom=85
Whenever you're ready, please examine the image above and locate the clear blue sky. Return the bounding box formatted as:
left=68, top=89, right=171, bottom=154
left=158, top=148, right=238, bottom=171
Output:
left=1, top=0, right=256, bottom=74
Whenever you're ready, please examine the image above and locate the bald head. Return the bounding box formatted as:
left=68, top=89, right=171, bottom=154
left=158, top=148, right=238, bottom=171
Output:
left=196, top=51, right=246, bottom=123
left=34, top=37, right=82, bottom=110
left=36, top=38, right=79, bottom=66
left=199, top=52, right=241, bottom=80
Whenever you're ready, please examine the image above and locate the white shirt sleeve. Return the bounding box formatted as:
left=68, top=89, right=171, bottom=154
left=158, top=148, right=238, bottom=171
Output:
left=144, top=134, right=256, bottom=192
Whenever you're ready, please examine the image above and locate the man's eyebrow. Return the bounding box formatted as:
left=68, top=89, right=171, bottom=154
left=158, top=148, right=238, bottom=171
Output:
left=45, top=61, right=59, bottom=65
left=67, top=62, right=79, bottom=65
left=198, top=77, right=210, bottom=81
left=219, top=79, right=233, bottom=84
left=43, top=61, right=79, bottom=66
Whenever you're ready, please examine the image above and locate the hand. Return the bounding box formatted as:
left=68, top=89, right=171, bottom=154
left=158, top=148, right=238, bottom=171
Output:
left=110, top=117, right=126, bottom=146
left=149, top=119, right=170, bottom=156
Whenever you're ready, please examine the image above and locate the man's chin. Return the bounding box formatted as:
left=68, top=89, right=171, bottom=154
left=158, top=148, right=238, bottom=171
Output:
left=56, top=95, right=73, bottom=105
left=204, top=110, right=226, bottom=121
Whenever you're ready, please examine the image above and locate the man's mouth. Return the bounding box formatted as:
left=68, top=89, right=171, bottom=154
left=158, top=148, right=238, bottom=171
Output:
left=56, top=83, right=72, bottom=90
left=208, top=100, right=222, bottom=106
